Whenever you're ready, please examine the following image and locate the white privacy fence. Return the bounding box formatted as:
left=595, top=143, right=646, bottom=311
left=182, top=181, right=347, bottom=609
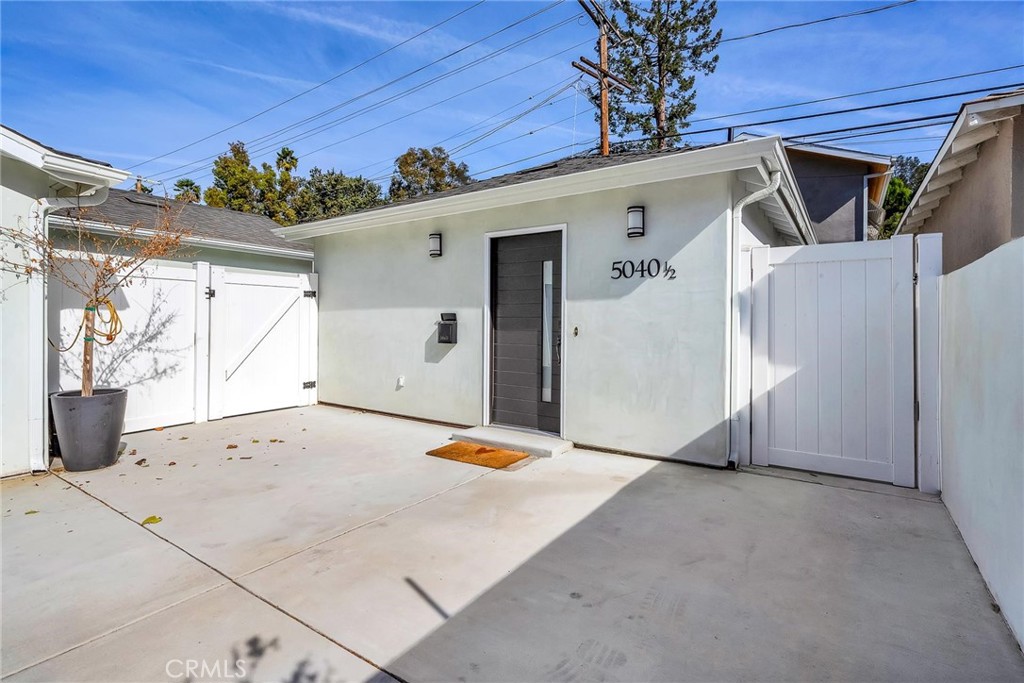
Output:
left=48, top=260, right=317, bottom=433
left=750, top=237, right=917, bottom=486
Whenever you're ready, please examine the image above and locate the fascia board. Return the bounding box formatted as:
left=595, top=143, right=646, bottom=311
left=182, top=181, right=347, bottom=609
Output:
left=41, top=153, right=130, bottom=187
left=49, top=216, right=315, bottom=261
left=0, top=131, right=46, bottom=168
left=768, top=136, right=817, bottom=244
left=277, top=138, right=794, bottom=240
left=896, top=107, right=967, bottom=235
left=1, top=127, right=129, bottom=187
left=897, top=91, right=1023, bottom=235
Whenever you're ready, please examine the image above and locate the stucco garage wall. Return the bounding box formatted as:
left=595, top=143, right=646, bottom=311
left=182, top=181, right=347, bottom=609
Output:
left=315, top=172, right=731, bottom=463
left=940, top=236, right=1024, bottom=646
left=1, top=156, right=50, bottom=477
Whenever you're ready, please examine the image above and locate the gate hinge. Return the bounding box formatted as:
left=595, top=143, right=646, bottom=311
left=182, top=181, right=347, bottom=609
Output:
left=303, top=290, right=317, bottom=298
left=913, top=273, right=919, bottom=284
left=205, top=287, right=216, bottom=299
left=303, top=380, right=317, bottom=389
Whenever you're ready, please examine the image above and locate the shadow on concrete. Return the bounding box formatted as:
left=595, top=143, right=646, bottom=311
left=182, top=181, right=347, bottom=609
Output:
left=362, top=458, right=1024, bottom=682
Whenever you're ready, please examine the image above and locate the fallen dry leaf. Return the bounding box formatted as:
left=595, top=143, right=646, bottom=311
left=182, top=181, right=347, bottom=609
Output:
left=226, top=444, right=238, bottom=450
left=141, top=515, right=162, bottom=525
left=153, top=427, right=164, bottom=432
left=24, top=510, right=38, bottom=515
left=269, top=438, right=279, bottom=443
left=168, top=461, right=177, bottom=466
left=227, top=456, right=233, bottom=460
left=251, top=439, right=260, bottom=443
left=129, top=449, right=137, bottom=456
left=134, top=458, right=147, bottom=466
left=179, top=436, right=188, bottom=441
left=240, top=456, right=253, bottom=460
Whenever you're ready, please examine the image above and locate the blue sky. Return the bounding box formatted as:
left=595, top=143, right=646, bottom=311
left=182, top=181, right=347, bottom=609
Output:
left=2, top=1, right=1022, bottom=193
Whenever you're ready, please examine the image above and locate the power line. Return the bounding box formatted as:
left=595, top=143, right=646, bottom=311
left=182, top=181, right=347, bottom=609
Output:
left=157, top=5, right=581, bottom=180
left=473, top=139, right=599, bottom=177
left=795, top=120, right=958, bottom=145
left=720, top=0, right=918, bottom=43
left=129, top=0, right=487, bottom=170
left=181, top=37, right=590, bottom=184
left=350, top=77, right=581, bottom=178
left=243, top=1, right=572, bottom=151
left=686, top=64, right=1023, bottom=125
left=783, top=113, right=959, bottom=142
left=613, top=82, right=1020, bottom=149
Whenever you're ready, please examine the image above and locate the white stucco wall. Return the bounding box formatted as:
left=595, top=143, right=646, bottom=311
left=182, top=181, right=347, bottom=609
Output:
left=1, top=156, right=50, bottom=477
left=940, top=236, right=1024, bottom=646
left=315, top=172, right=733, bottom=464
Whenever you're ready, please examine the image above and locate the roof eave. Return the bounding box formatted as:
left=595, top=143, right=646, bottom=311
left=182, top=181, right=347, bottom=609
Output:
left=277, top=137, right=813, bottom=242
left=897, top=90, right=1024, bottom=235
left=1, top=127, right=129, bottom=190
left=49, top=215, right=314, bottom=261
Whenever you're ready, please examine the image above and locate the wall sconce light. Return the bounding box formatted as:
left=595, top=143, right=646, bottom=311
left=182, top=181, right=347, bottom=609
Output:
left=627, top=206, right=645, bottom=238
left=428, top=232, right=443, bottom=258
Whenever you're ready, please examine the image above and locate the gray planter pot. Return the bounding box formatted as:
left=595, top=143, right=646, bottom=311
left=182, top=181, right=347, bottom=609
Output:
left=50, top=388, right=128, bottom=472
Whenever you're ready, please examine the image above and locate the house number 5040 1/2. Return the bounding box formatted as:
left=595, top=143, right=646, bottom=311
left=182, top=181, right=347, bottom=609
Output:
left=611, top=259, right=677, bottom=280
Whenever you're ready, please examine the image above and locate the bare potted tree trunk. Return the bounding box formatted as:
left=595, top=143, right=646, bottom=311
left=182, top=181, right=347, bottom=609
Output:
left=1, top=194, right=189, bottom=471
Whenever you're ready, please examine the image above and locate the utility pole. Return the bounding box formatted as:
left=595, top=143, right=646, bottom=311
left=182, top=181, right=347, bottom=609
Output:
left=573, top=0, right=632, bottom=156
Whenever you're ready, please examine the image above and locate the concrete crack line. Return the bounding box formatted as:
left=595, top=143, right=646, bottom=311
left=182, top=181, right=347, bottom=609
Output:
left=2, top=579, right=229, bottom=678
left=237, top=468, right=494, bottom=579
left=44, top=469, right=493, bottom=683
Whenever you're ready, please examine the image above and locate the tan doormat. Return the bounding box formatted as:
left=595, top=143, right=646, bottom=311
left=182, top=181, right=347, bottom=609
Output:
left=427, top=441, right=529, bottom=469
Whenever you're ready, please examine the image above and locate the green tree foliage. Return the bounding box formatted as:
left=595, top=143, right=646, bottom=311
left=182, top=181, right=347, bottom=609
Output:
left=203, top=142, right=257, bottom=212
left=389, top=146, right=471, bottom=201
left=879, top=155, right=931, bottom=239
left=173, top=178, right=202, bottom=203
left=203, top=142, right=301, bottom=226
left=606, top=0, right=721, bottom=150
left=292, top=168, right=386, bottom=222
left=892, top=155, right=930, bottom=190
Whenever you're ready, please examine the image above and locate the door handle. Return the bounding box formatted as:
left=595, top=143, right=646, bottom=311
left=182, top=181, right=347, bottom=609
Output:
left=555, top=330, right=561, bottom=365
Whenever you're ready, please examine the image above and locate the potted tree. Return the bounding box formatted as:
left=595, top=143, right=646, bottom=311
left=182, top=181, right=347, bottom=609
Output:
left=0, top=195, right=189, bottom=471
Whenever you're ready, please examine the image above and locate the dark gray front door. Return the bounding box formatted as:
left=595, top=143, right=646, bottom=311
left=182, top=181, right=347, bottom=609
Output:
left=490, top=231, right=562, bottom=434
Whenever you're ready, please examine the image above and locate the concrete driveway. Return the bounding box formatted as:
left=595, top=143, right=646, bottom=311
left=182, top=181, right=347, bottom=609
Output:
left=2, top=406, right=1022, bottom=682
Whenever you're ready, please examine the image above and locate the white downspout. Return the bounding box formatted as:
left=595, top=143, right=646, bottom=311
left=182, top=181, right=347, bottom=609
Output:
left=728, top=169, right=782, bottom=468
left=27, top=186, right=112, bottom=472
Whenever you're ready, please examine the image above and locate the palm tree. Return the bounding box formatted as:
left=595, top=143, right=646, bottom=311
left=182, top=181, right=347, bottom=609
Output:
left=173, top=178, right=202, bottom=203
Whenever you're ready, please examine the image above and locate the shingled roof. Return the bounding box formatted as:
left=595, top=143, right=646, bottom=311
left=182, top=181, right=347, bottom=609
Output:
left=54, top=189, right=312, bottom=256
left=299, top=145, right=720, bottom=224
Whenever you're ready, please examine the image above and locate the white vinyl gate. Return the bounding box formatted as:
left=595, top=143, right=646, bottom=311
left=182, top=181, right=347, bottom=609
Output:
left=750, top=237, right=916, bottom=486
left=208, top=266, right=318, bottom=419
left=49, top=261, right=317, bottom=433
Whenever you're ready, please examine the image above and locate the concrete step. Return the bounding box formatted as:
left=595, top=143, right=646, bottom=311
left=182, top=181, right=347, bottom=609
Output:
left=450, top=426, right=574, bottom=458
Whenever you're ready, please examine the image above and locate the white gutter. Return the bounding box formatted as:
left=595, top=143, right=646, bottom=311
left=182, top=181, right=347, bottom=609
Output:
left=49, top=215, right=315, bottom=261
left=728, top=168, right=782, bottom=467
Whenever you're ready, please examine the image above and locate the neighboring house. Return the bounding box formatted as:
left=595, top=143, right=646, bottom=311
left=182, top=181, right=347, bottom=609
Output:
left=277, top=136, right=814, bottom=467
left=51, top=189, right=314, bottom=272
left=1, top=125, right=129, bottom=477
left=48, top=189, right=317, bottom=440
left=739, top=134, right=892, bottom=242
left=897, top=88, right=1024, bottom=273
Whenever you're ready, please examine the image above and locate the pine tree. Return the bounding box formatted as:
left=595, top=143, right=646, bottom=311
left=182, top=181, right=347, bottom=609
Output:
left=606, top=0, right=721, bottom=150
